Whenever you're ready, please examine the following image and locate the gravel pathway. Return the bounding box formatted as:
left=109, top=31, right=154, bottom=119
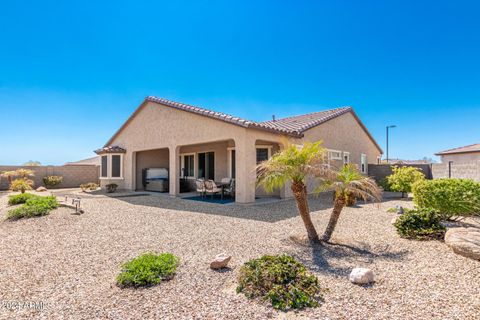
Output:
left=0, top=191, right=478, bottom=319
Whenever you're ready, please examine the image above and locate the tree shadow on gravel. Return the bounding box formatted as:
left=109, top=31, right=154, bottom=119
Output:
left=288, top=240, right=410, bottom=277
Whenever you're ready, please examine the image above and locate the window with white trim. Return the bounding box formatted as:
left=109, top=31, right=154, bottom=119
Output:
left=256, top=145, right=273, bottom=164
left=179, top=154, right=195, bottom=178
left=360, top=153, right=367, bottom=174
left=100, top=154, right=124, bottom=179
left=328, top=149, right=342, bottom=160
left=343, top=152, right=350, bottom=165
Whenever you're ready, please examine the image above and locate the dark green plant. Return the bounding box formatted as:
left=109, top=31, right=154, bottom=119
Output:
left=379, top=178, right=391, bottom=191
left=412, top=179, right=480, bottom=220
left=42, top=176, right=63, bottom=188
left=106, top=183, right=118, bottom=193
left=8, top=193, right=38, bottom=205
left=236, top=254, right=325, bottom=311
left=6, top=196, right=59, bottom=220
left=117, top=252, right=179, bottom=288
left=393, top=208, right=446, bottom=240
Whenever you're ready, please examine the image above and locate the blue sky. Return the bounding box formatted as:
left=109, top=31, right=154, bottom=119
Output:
left=1, top=1, right=479, bottom=165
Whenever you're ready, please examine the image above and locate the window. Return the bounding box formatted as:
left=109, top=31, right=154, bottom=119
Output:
left=343, top=152, right=350, bottom=165
left=328, top=149, right=342, bottom=160
left=180, top=154, right=195, bottom=178
left=112, top=155, right=121, bottom=177
left=198, top=152, right=214, bottom=180
left=256, top=148, right=269, bottom=164
left=230, top=149, right=236, bottom=179
left=100, top=154, right=124, bottom=179
left=361, top=153, right=367, bottom=174
left=101, top=156, right=108, bottom=178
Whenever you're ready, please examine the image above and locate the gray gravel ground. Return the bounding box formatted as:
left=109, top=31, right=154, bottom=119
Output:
left=0, top=190, right=478, bottom=320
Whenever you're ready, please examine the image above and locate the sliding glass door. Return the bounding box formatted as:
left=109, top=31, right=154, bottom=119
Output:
left=198, top=152, right=215, bottom=180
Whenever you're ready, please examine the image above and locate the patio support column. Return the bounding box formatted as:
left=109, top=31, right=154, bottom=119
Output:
left=169, top=145, right=180, bottom=196
left=235, top=135, right=256, bottom=203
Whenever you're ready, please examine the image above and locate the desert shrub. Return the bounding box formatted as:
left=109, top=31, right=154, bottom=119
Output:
left=15, top=169, right=35, bottom=179
left=6, top=196, right=59, bottom=220
left=413, top=179, right=480, bottom=220
left=8, top=193, right=38, bottom=205
left=386, top=166, right=425, bottom=196
left=9, top=178, right=34, bottom=193
left=117, top=252, right=179, bottom=288
left=237, top=254, right=325, bottom=311
left=106, top=183, right=118, bottom=193
left=379, top=178, right=391, bottom=191
left=43, top=176, right=63, bottom=188
left=394, top=208, right=446, bottom=240
left=80, top=182, right=99, bottom=192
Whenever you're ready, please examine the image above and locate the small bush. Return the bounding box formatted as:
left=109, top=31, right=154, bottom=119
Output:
left=6, top=196, right=59, bottom=220
left=386, top=166, right=425, bottom=196
left=9, top=178, right=34, bottom=193
left=413, top=179, right=480, bottom=220
left=80, top=182, right=99, bottom=192
left=237, top=254, right=324, bottom=311
left=43, top=176, right=63, bottom=188
left=117, top=252, right=179, bottom=288
left=379, top=178, right=391, bottom=191
left=106, top=183, right=118, bottom=193
left=394, top=208, right=446, bottom=240
left=8, top=193, right=38, bottom=205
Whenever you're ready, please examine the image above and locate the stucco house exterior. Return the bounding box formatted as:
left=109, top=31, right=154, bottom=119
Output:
left=435, top=143, right=480, bottom=163
left=95, top=96, right=382, bottom=203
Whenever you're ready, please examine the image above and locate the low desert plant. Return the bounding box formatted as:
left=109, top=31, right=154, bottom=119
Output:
left=412, top=179, right=480, bottom=220
left=8, top=193, right=38, bottom=205
left=106, top=183, right=118, bottom=193
left=237, top=254, right=325, bottom=311
left=43, top=176, right=63, bottom=188
left=80, top=182, right=99, bottom=192
left=15, top=169, right=35, bottom=179
left=393, top=208, right=446, bottom=240
left=117, top=252, right=180, bottom=288
left=6, top=196, right=59, bottom=220
left=386, top=166, right=425, bottom=197
left=9, top=178, right=34, bottom=193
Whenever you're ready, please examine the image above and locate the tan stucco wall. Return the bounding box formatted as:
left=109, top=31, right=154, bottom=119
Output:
left=440, top=152, right=480, bottom=163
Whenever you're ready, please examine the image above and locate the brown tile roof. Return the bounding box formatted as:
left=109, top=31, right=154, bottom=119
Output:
left=94, top=146, right=127, bottom=155
left=435, top=143, right=480, bottom=155
left=103, top=96, right=382, bottom=153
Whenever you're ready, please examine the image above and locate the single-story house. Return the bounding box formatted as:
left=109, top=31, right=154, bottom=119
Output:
left=435, top=143, right=480, bottom=163
left=95, top=96, right=382, bottom=203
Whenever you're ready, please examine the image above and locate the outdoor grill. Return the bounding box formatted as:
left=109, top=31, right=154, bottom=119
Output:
left=143, top=168, right=169, bottom=192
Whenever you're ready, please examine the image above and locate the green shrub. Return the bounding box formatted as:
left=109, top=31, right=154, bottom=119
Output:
left=394, top=208, right=446, bottom=240
left=379, top=178, right=392, bottom=191
left=6, top=196, right=59, bottom=220
left=117, top=252, right=179, bottom=288
left=8, top=193, right=38, bottom=205
left=386, top=166, right=425, bottom=196
left=80, top=182, right=99, bottom=192
left=10, top=178, right=34, bottom=193
left=42, top=176, right=63, bottom=188
left=237, top=254, right=324, bottom=311
left=413, top=179, right=480, bottom=220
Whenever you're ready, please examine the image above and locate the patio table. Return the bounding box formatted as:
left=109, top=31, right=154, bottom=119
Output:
left=215, top=181, right=230, bottom=199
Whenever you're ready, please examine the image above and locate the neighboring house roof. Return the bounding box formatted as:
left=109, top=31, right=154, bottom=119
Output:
left=104, top=96, right=382, bottom=152
left=435, top=143, right=480, bottom=155
left=388, top=159, right=433, bottom=165
left=64, top=156, right=100, bottom=166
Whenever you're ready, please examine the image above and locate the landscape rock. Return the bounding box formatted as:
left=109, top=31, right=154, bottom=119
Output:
left=349, top=268, right=375, bottom=284
left=391, top=217, right=397, bottom=225
left=445, top=228, right=480, bottom=261
left=210, top=253, right=231, bottom=270
left=36, top=186, right=47, bottom=192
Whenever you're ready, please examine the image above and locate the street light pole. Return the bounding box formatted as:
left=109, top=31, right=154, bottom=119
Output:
left=386, top=125, right=396, bottom=163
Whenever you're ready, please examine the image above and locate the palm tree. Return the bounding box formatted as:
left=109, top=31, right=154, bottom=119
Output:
left=316, top=164, right=382, bottom=242
left=256, top=141, right=327, bottom=243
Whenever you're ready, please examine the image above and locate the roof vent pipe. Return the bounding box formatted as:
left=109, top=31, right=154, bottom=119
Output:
left=272, top=115, right=276, bottom=121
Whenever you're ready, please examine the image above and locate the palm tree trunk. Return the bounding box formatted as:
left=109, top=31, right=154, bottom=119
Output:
left=322, top=194, right=346, bottom=242
left=291, top=181, right=320, bottom=243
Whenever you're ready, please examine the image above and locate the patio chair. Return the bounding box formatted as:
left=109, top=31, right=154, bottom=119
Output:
left=195, top=179, right=206, bottom=198
left=221, top=177, right=231, bottom=184
left=204, top=180, right=223, bottom=199
left=224, top=178, right=235, bottom=198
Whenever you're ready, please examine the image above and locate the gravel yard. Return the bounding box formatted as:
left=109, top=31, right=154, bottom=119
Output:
left=0, top=190, right=479, bottom=319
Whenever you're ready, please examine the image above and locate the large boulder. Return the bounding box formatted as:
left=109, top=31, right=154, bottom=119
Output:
left=210, top=253, right=231, bottom=270
left=445, top=228, right=480, bottom=261
left=349, top=267, right=375, bottom=284
left=36, top=186, right=47, bottom=192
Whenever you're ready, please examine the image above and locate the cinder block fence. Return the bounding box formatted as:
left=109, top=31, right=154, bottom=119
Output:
left=0, top=165, right=99, bottom=190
